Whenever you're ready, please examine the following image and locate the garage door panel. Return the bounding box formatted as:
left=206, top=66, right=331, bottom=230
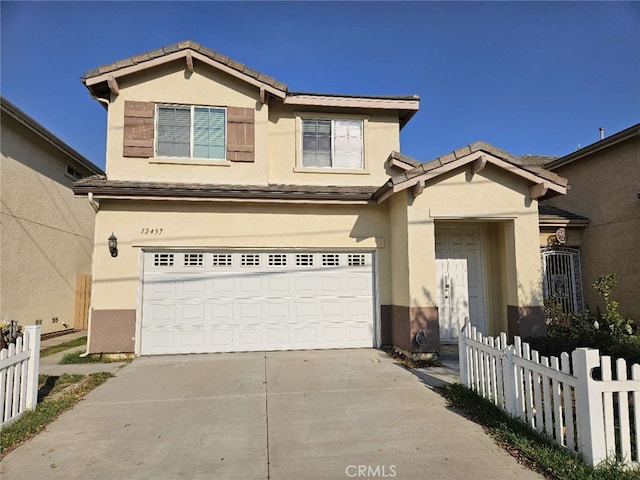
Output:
left=208, top=328, right=234, bottom=349
left=209, top=302, right=233, bottom=321
left=346, top=274, right=373, bottom=294
left=144, top=276, right=178, bottom=297
left=141, top=251, right=374, bottom=355
left=145, top=303, right=177, bottom=326
left=178, top=328, right=206, bottom=350
left=141, top=328, right=174, bottom=354
left=293, top=300, right=317, bottom=319
left=208, top=276, right=235, bottom=296
left=265, top=301, right=289, bottom=323
left=181, top=277, right=206, bottom=296
left=293, top=276, right=317, bottom=295
left=237, top=276, right=262, bottom=296
left=236, top=328, right=263, bottom=348
left=265, top=276, right=290, bottom=295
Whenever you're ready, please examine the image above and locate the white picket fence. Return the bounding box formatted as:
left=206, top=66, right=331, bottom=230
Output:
left=0, top=325, right=41, bottom=427
left=459, top=321, right=640, bottom=467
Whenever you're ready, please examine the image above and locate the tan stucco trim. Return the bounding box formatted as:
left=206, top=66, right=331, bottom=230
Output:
left=85, top=195, right=372, bottom=205
left=85, top=50, right=287, bottom=99
left=284, top=94, right=419, bottom=111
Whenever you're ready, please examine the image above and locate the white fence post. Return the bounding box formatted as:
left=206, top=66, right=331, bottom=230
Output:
left=572, top=348, right=606, bottom=466
left=458, top=320, right=468, bottom=386
left=502, top=345, right=518, bottom=417
left=24, top=325, right=41, bottom=410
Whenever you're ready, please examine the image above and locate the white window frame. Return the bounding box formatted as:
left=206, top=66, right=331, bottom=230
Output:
left=155, top=104, right=227, bottom=160
left=296, top=113, right=368, bottom=173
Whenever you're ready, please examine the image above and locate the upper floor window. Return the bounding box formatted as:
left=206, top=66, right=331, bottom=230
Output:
left=302, top=119, right=363, bottom=169
left=156, top=105, right=226, bottom=160
left=66, top=165, right=82, bottom=180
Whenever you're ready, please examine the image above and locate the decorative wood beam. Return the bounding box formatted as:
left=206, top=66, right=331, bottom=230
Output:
left=107, top=75, right=119, bottom=95
left=471, top=155, right=487, bottom=174
left=260, top=87, right=266, bottom=104
left=529, top=182, right=549, bottom=199
left=185, top=51, right=194, bottom=73
left=413, top=180, right=425, bottom=198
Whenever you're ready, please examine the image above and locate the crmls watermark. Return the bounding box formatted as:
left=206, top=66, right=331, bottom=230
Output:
left=345, top=465, right=397, bottom=478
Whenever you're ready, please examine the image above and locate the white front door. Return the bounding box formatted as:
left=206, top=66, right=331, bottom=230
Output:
left=435, top=226, right=487, bottom=341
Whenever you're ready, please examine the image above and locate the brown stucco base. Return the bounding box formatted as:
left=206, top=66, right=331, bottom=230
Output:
left=507, top=305, right=546, bottom=339
left=89, top=309, right=136, bottom=354
left=381, top=305, right=439, bottom=353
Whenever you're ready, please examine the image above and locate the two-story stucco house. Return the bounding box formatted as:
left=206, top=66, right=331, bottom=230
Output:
left=1, top=97, right=104, bottom=335
left=74, top=41, right=568, bottom=356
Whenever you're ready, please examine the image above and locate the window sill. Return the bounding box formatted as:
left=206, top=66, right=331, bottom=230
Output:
left=293, top=167, right=370, bottom=175
left=149, top=158, right=231, bottom=167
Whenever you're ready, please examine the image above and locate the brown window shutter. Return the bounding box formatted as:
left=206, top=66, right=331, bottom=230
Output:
left=123, top=101, right=154, bottom=158
left=227, top=107, right=255, bottom=162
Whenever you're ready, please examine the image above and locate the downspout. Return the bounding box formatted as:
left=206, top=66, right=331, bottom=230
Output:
left=88, top=192, right=99, bottom=213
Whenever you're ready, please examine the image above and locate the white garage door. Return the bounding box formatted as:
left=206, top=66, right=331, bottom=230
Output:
left=141, top=251, right=375, bottom=355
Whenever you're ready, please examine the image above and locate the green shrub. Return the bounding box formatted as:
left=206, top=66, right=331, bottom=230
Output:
left=533, top=274, right=639, bottom=364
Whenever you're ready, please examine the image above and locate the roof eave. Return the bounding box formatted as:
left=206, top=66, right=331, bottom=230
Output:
left=1, top=97, right=104, bottom=175
left=546, top=124, right=640, bottom=170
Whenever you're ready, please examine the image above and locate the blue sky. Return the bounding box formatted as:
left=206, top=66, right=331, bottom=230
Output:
left=2, top=1, right=639, bottom=170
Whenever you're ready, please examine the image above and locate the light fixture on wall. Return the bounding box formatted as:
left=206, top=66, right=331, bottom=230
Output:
left=108, top=233, right=118, bottom=257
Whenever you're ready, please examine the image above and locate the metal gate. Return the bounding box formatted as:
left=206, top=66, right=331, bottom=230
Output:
left=541, top=247, right=584, bottom=313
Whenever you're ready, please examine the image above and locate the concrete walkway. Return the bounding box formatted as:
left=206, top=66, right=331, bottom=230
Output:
left=39, top=330, right=128, bottom=376
left=2, top=349, right=541, bottom=480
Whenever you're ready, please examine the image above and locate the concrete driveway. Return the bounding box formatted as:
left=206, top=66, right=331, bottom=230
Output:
left=2, top=349, right=541, bottom=480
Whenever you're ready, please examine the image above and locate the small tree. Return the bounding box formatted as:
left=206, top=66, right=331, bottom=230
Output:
left=592, top=273, right=636, bottom=339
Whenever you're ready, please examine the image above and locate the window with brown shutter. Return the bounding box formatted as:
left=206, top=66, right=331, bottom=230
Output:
left=123, top=101, right=154, bottom=157
left=226, top=107, right=255, bottom=162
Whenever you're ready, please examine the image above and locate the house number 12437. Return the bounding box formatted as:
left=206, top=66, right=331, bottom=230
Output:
left=141, top=228, right=163, bottom=235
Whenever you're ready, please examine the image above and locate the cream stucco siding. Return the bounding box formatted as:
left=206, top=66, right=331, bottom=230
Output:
left=91, top=200, right=390, bottom=310
left=103, top=60, right=401, bottom=187
left=1, top=112, right=97, bottom=333
left=267, top=102, right=400, bottom=186
left=106, top=62, right=269, bottom=184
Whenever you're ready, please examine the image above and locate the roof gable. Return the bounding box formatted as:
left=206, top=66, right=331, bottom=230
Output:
left=82, top=41, right=420, bottom=127
left=373, top=142, right=567, bottom=203
left=83, top=40, right=288, bottom=100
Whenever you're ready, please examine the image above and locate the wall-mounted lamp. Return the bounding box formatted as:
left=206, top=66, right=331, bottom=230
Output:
left=108, top=233, right=118, bottom=257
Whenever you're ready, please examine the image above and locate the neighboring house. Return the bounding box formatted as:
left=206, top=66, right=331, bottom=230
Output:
left=74, top=41, right=567, bottom=356
left=540, top=124, right=640, bottom=322
left=1, top=97, right=104, bottom=335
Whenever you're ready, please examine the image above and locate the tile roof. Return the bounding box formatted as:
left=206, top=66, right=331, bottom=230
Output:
left=73, top=176, right=378, bottom=202
left=388, top=141, right=567, bottom=188
left=83, top=40, right=288, bottom=91
left=538, top=204, right=590, bottom=225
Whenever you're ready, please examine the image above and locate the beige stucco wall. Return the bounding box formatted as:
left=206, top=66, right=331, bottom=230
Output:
left=547, top=137, right=640, bottom=321
left=104, top=59, right=401, bottom=187
left=106, top=61, right=268, bottom=184
left=90, top=200, right=390, bottom=311
left=406, top=164, right=545, bottom=316
left=267, top=102, right=400, bottom=186
left=1, top=114, right=96, bottom=333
